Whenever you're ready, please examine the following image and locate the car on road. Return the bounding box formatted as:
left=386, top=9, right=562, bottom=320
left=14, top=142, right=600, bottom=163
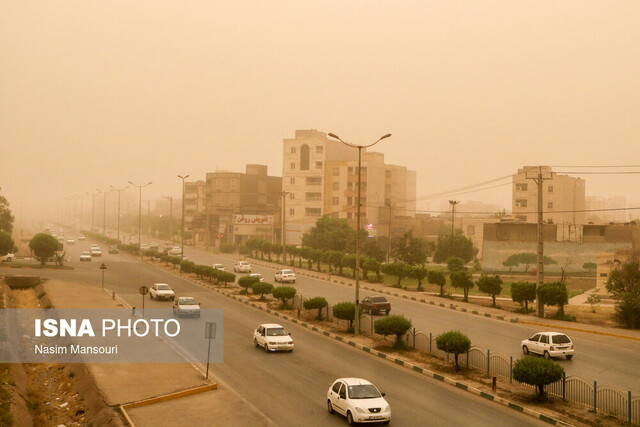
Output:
left=173, top=297, right=201, bottom=317
left=234, top=261, right=251, bottom=273
left=1, top=253, right=14, bottom=262
left=149, top=283, right=175, bottom=301
left=168, top=246, right=182, bottom=256
left=149, top=242, right=159, bottom=250
left=78, top=235, right=86, bottom=241
left=79, top=251, right=92, bottom=262
left=327, top=378, right=391, bottom=425
left=108, top=245, right=119, bottom=254
left=521, top=332, right=574, bottom=360
left=361, top=296, right=391, bottom=315
left=140, top=243, right=150, bottom=251
left=254, top=323, right=294, bottom=352
left=274, top=269, right=296, bottom=283
left=66, top=239, right=75, bottom=245
left=90, top=247, right=102, bottom=257
left=213, top=263, right=225, bottom=271
left=249, top=273, right=264, bottom=282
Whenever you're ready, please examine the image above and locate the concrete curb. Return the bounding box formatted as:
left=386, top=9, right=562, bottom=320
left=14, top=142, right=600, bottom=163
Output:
left=119, top=384, right=217, bottom=426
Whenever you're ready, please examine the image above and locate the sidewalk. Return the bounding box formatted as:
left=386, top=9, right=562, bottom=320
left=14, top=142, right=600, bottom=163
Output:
left=43, top=280, right=272, bottom=426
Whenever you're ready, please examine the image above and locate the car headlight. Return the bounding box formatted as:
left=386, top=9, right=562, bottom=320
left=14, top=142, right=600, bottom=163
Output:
left=384, top=405, right=390, bottom=412
left=355, top=407, right=365, bottom=414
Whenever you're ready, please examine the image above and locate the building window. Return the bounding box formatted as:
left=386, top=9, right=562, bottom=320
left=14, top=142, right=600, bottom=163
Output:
left=516, top=183, right=528, bottom=191
left=332, top=197, right=339, bottom=206
left=467, top=225, right=475, bottom=235
left=332, top=167, right=340, bottom=176
left=315, top=161, right=323, bottom=169
left=305, top=208, right=321, bottom=217
left=332, top=182, right=339, bottom=191
left=289, top=193, right=295, bottom=200
left=547, top=202, right=553, bottom=209
left=305, top=192, right=321, bottom=201
left=289, top=208, right=295, bottom=216
left=515, top=199, right=528, bottom=208
left=306, top=176, right=322, bottom=185
left=316, top=145, right=323, bottom=154
left=516, top=215, right=527, bottom=221
left=347, top=182, right=353, bottom=190
left=290, top=163, right=296, bottom=170
left=360, top=167, right=367, bottom=176
left=348, top=166, right=354, bottom=175
left=385, top=170, right=391, bottom=178
left=291, top=147, right=296, bottom=154
left=548, top=185, right=554, bottom=193
left=347, top=212, right=352, bottom=219
left=289, top=177, right=295, bottom=184
left=347, top=197, right=353, bottom=205
left=300, top=144, right=310, bottom=170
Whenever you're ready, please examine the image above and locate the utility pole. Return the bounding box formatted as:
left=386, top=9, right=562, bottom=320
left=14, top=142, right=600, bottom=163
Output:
left=162, top=196, right=173, bottom=242
left=281, top=191, right=291, bottom=264
left=91, top=192, right=95, bottom=232
left=111, top=185, right=129, bottom=243
left=386, top=204, right=392, bottom=264
left=178, top=175, right=190, bottom=261
left=527, top=166, right=552, bottom=318
left=129, top=181, right=153, bottom=249
left=449, top=200, right=460, bottom=251
left=97, top=189, right=114, bottom=235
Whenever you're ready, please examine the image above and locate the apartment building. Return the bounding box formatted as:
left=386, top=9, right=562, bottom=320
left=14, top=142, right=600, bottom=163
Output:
left=282, top=129, right=416, bottom=245
left=184, top=180, right=206, bottom=244
left=512, top=166, right=585, bottom=225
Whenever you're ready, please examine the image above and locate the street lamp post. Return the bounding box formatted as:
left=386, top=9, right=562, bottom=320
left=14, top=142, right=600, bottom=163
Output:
left=110, top=185, right=129, bottom=243
left=128, top=181, right=153, bottom=250
left=178, top=175, right=190, bottom=260
left=96, top=188, right=114, bottom=236
left=328, top=132, right=391, bottom=335
left=79, top=192, right=88, bottom=234
left=449, top=200, right=459, bottom=254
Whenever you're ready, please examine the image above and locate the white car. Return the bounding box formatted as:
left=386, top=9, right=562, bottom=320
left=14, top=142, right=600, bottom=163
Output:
left=249, top=273, right=264, bottom=282
left=253, top=323, right=294, bottom=352
left=1, top=253, right=14, bottom=262
left=213, top=264, right=225, bottom=271
left=521, top=332, right=574, bottom=360
left=78, top=235, right=86, bottom=241
left=274, top=269, right=296, bottom=283
left=173, top=297, right=201, bottom=318
left=327, top=378, right=391, bottom=425
left=66, top=239, right=75, bottom=245
left=234, top=261, right=252, bottom=273
left=79, top=251, right=92, bottom=262
left=149, top=283, right=176, bottom=301
left=168, top=246, right=182, bottom=256
left=90, top=247, right=102, bottom=257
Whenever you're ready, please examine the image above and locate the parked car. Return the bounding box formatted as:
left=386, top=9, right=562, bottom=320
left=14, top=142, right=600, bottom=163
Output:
left=1, top=253, right=14, bottom=262
left=168, top=246, right=182, bottom=256
left=66, top=239, right=75, bottom=245
left=234, top=261, right=251, bottom=273
left=274, top=269, right=296, bottom=283
left=78, top=235, right=86, bottom=241
left=149, top=242, right=159, bottom=250
left=173, top=297, right=201, bottom=317
left=253, top=323, right=294, bottom=352
left=327, top=378, right=391, bottom=425
left=79, top=251, right=92, bottom=262
left=249, top=273, right=264, bottom=282
left=140, top=243, right=150, bottom=251
left=90, top=247, right=102, bottom=257
left=521, top=332, right=574, bottom=360
left=213, top=263, right=225, bottom=271
left=108, top=245, right=119, bottom=254
left=361, top=296, right=391, bottom=315
left=149, top=283, right=175, bottom=301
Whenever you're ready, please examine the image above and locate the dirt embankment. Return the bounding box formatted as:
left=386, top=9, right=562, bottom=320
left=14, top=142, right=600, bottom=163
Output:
left=2, top=282, right=123, bottom=426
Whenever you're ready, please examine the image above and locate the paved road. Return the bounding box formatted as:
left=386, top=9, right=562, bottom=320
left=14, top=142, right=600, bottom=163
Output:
left=19, top=240, right=548, bottom=427
left=178, top=246, right=640, bottom=395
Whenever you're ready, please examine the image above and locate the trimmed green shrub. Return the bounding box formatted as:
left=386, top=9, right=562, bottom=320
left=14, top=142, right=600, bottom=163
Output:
left=436, top=330, right=471, bottom=371
left=216, top=271, right=236, bottom=287
left=332, top=301, right=356, bottom=331
left=374, top=315, right=412, bottom=349
left=219, top=242, right=236, bottom=253
left=272, top=286, right=297, bottom=308
left=238, top=275, right=261, bottom=293
left=427, top=270, right=447, bottom=295
left=512, top=356, right=564, bottom=400
left=303, top=297, right=328, bottom=320
left=477, top=274, right=503, bottom=307
left=252, top=282, right=274, bottom=300
left=180, top=260, right=196, bottom=274
left=511, top=281, right=536, bottom=312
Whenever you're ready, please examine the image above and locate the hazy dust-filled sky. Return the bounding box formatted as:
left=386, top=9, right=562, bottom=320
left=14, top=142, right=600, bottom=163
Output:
left=2, top=1, right=639, bottom=219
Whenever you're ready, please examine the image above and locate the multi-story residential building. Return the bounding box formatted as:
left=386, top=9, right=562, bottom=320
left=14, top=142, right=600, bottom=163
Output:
left=586, top=196, right=628, bottom=223
left=183, top=165, right=281, bottom=246
left=282, top=129, right=416, bottom=245
left=512, top=166, right=585, bottom=226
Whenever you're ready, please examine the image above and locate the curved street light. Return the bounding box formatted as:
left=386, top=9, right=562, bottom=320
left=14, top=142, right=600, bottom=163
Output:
left=178, top=174, right=190, bottom=261
left=327, top=132, right=391, bottom=335
left=110, top=185, right=130, bottom=243
left=128, top=181, right=153, bottom=250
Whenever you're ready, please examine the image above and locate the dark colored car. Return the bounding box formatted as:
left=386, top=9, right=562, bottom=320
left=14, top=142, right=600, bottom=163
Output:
left=108, top=245, right=119, bottom=254
left=361, top=296, right=391, bottom=315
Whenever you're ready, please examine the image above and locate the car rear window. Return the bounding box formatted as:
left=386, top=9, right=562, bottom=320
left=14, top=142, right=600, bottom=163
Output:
left=157, top=284, right=171, bottom=290
left=552, top=334, right=571, bottom=344
left=372, top=297, right=387, bottom=303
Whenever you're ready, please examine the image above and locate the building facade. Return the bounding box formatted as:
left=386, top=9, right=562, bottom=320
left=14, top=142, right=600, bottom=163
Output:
left=512, top=166, right=585, bottom=225
left=282, top=129, right=416, bottom=245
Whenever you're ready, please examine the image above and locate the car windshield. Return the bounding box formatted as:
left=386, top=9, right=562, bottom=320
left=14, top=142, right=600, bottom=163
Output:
left=266, top=327, right=288, bottom=336
left=157, top=285, right=171, bottom=290
left=552, top=334, right=571, bottom=344
left=348, top=384, right=381, bottom=399
left=179, top=298, right=197, bottom=305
